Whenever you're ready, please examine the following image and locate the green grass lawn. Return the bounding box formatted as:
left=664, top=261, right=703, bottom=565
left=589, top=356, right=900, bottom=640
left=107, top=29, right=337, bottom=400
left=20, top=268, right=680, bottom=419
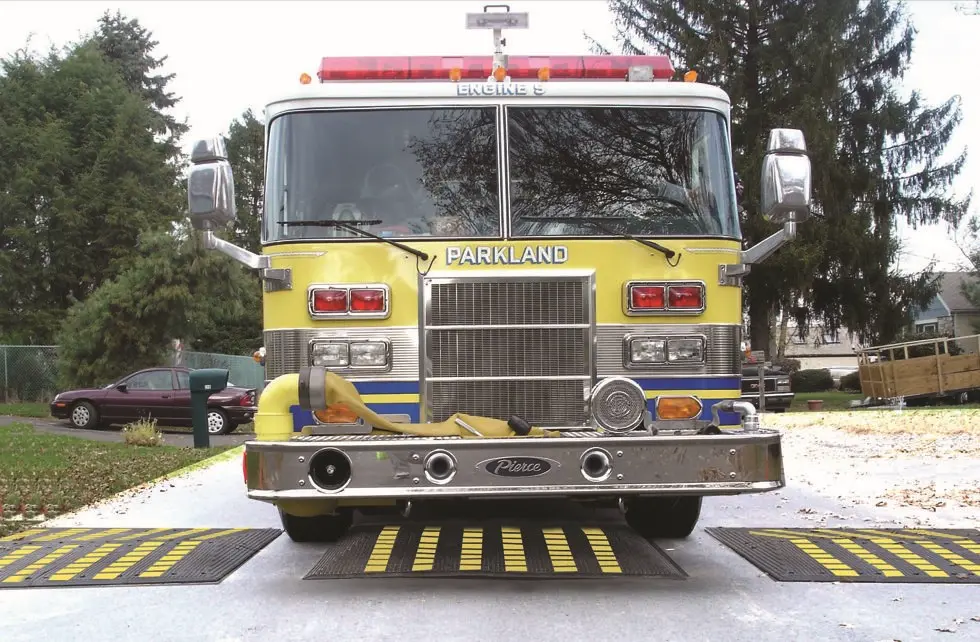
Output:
left=0, top=402, right=51, bottom=418
left=0, top=421, right=235, bottom=538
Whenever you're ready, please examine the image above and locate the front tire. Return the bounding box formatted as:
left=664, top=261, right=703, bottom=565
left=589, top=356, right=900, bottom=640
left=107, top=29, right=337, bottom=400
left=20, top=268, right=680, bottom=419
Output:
left=624, top=495, right=703, bottom=539
left=206, top=408, right=231, bottom=435
left=279, top=507, right=353, bottom=543
left=69, top=401, right=99, bottom=430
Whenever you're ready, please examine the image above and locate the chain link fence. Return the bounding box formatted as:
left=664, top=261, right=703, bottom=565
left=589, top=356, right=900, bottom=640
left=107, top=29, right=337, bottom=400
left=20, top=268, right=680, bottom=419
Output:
left=0, top=345, right=60, bottom=403
left=0, top=346, right=265, bottom=403
left=178, top=351, right=265, bottom=391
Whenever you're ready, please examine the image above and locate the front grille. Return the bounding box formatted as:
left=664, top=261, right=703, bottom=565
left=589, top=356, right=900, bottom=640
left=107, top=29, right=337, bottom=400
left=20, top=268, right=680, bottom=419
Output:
left=428, top=280, right=587, bottom=326
left=423, top=276, right=593, bottom=427
left=429, top=327, right=588, bottom=378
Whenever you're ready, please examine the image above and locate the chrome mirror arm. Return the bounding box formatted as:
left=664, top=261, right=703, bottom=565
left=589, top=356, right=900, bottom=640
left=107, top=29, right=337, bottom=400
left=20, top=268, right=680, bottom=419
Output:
left=719, top=221, right=797, bottom=285
left=199, top=230, right=292, bottom=291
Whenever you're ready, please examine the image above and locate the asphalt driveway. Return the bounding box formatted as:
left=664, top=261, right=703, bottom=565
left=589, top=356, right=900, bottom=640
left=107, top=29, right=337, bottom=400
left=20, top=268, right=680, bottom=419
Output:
left=0, top=414, right=254, bottom=447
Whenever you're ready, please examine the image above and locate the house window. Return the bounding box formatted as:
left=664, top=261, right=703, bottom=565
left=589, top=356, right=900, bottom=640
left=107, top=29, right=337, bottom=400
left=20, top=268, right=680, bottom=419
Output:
left=916, top=322, right=938, bottom=334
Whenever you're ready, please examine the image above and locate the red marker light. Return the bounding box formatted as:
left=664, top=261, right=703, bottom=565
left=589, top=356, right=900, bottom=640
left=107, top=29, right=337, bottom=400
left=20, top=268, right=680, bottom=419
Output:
left=317, top=55, right=674, bottom=82
left=350, top=288, right=386, bottom=313
left=311, top=288, right=347, bottom=313
left=668, top=285, right=703, bottom=309
left=630, top=285, right=666, bottom=310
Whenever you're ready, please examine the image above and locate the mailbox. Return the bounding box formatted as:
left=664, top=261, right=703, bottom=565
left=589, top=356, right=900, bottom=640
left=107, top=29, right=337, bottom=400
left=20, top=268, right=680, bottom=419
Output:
left=189, top=368, right=229, bottom=393
left=189, top=368, right=229, bottom=448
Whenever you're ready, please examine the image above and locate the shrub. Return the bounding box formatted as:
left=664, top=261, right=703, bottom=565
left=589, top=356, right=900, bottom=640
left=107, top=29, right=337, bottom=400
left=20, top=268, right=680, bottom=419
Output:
left=771, top=357, right=802, bottom=374
left=791, top=368, right=835, bottom=393
left=839, top=370, right=861, bottom=392
left=122, top=418, right=163, bottom=447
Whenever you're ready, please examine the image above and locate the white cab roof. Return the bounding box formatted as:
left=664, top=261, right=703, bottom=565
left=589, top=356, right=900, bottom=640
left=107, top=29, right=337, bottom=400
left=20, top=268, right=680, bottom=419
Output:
left=264, top=80, right=732, bottom=121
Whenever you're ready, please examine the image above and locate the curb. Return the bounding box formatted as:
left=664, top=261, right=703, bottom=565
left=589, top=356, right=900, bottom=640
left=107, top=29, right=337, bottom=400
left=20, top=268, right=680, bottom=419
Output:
left=37, top=445, right=244, bottom=526
left=146, top=444, right=244, bottom=485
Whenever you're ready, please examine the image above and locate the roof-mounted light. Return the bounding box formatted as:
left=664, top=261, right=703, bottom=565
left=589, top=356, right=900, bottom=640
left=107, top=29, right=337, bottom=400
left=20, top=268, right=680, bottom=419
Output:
left=316, top=55, right=674, bottom=82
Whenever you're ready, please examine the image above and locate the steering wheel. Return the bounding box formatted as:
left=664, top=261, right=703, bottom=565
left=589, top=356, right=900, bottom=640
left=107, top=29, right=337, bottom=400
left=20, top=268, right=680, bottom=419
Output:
left=363, top=162, right=416, bottom=200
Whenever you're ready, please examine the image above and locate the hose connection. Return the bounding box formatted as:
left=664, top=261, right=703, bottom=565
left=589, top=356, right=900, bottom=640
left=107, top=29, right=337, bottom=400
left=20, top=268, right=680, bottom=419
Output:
left=711, top=399, right=760, bottom=432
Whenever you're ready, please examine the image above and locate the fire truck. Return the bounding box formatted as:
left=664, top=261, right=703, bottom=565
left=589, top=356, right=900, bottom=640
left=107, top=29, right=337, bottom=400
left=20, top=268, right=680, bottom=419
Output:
left=186, top=6, right=811, bottom=543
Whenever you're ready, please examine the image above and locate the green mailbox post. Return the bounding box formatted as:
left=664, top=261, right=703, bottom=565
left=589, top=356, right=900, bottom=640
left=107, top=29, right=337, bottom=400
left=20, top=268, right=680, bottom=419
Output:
left=189, top=368, right=230, bottom=449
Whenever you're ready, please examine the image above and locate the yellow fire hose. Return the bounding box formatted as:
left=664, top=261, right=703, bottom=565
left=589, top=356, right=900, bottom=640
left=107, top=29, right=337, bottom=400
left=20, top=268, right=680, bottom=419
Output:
left=254, top=369, right=559, bottom=441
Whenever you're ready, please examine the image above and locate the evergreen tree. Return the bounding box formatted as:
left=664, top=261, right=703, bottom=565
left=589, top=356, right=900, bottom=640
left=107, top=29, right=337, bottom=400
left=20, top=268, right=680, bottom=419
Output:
left=91, top=10, right=189, bottom=164
left=55, top=222, right=261, bottom=387
left=0, top=40, right=183, bottom=344
left=597, top=0, right=969, bottom=352
left=224, top=109, right=266, bottom=253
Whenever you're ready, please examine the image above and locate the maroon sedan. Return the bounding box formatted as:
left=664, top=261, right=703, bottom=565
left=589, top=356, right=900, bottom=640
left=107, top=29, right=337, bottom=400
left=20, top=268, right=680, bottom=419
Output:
left=49, top=367, right=257, bottom=435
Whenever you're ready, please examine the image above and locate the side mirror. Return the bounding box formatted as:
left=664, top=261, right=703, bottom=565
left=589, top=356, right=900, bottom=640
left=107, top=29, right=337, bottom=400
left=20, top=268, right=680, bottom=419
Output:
left=187, top=137, right=237, bottom=230
left=116, top=383, right=127, bottom=393
left=760, top=128, right=811, bottom=225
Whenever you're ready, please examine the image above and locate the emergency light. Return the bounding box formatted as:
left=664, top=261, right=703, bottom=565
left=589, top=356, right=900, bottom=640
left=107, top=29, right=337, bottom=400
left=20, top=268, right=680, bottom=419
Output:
left=316, top=55, right=675, bottom=82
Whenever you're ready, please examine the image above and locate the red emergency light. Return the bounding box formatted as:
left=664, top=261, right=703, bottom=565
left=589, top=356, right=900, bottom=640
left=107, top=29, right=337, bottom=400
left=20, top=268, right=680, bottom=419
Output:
left=316, top=55, right=675, bottom=82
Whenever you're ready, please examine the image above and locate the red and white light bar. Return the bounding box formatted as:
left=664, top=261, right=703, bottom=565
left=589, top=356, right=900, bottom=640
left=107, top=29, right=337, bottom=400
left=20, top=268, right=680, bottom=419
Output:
left=317, top=55, right=675, bottom=82
left=308, top=284, right=390, bottom=320
left=624, top=281, right=705, bottom=315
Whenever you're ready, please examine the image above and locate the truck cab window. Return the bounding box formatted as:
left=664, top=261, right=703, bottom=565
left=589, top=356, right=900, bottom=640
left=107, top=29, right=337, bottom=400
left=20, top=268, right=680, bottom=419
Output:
left=507, top=106, right=739, bottom=239
left=263, top=107, right=501, bottom=243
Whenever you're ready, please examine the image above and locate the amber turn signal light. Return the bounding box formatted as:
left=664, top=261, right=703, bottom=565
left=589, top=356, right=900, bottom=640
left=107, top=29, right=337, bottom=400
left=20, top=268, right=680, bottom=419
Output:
left=314, top=403, right=359, bottom=424
left=656, top=396, right=702, bottom=420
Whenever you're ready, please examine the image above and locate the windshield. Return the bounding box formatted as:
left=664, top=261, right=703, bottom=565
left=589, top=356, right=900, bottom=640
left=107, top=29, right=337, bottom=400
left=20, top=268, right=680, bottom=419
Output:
left=507, top=107, right=739, bottom=238
left=263, top=107, right=501, bottom=243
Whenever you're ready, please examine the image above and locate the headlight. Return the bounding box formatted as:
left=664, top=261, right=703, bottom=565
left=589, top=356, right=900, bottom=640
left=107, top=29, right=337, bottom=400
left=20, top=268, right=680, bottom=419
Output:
left=350, top=341, right=389, bottom=367
left=628, top=338, right=666, bottom=364
left=311, top=342, right=349, bottom=367
left=667, top=337, right=704, bottom=363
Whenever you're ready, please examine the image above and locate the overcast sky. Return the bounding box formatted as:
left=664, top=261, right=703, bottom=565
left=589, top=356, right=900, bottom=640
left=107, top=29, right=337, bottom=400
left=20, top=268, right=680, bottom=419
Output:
left=2, top=0, right=977, bottom=274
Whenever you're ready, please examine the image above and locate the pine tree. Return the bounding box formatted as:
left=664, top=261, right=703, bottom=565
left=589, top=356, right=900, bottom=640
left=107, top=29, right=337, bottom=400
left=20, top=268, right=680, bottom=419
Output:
left=597, top=0, right=970, bottom=351
left=91, top=10, right=188, bottom=164
left=224, top=109, right=266, bottom=253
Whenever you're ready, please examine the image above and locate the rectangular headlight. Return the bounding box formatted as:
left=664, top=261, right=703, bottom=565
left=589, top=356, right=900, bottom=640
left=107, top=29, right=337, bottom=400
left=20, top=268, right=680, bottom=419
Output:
left=629, top=337, right=666, bottom=364
left=350, top=341, right=389, bottom=367
left=311, top=341, right=349, bottom=367
left=667, top=337, right=704, bottom=363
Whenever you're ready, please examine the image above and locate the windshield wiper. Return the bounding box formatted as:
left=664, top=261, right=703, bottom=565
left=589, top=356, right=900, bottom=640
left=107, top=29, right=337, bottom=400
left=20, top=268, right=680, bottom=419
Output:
left=277, top=219, right=429, bottom=261
left=520, top=216, right=676, bottom=261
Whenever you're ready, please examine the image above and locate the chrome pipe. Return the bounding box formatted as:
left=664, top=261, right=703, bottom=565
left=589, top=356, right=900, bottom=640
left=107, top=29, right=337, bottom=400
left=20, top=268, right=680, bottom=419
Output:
left=712, top=399, right=760, bottom=431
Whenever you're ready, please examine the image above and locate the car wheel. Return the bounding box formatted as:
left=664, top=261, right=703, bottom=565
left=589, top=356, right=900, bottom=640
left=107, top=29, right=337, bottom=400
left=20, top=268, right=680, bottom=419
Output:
left=69, top=401, right=99, bottom=430
left=206, top=408, right=231, bottom=435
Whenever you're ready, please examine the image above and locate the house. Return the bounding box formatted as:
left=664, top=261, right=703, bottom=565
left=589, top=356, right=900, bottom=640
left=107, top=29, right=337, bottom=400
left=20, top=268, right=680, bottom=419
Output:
left=911, top=271, right=980, bottom=352
left=781, top=322, right=861, bottom=370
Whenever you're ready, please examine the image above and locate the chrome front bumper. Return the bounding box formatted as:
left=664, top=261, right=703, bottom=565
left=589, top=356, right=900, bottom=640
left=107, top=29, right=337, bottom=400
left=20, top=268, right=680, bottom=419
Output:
left=244, top=428, right=785, bottom=502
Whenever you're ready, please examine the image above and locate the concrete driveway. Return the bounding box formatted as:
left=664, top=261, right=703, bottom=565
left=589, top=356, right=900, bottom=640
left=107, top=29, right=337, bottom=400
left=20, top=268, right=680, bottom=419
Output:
left=0, top=415, right=978, bottom=642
